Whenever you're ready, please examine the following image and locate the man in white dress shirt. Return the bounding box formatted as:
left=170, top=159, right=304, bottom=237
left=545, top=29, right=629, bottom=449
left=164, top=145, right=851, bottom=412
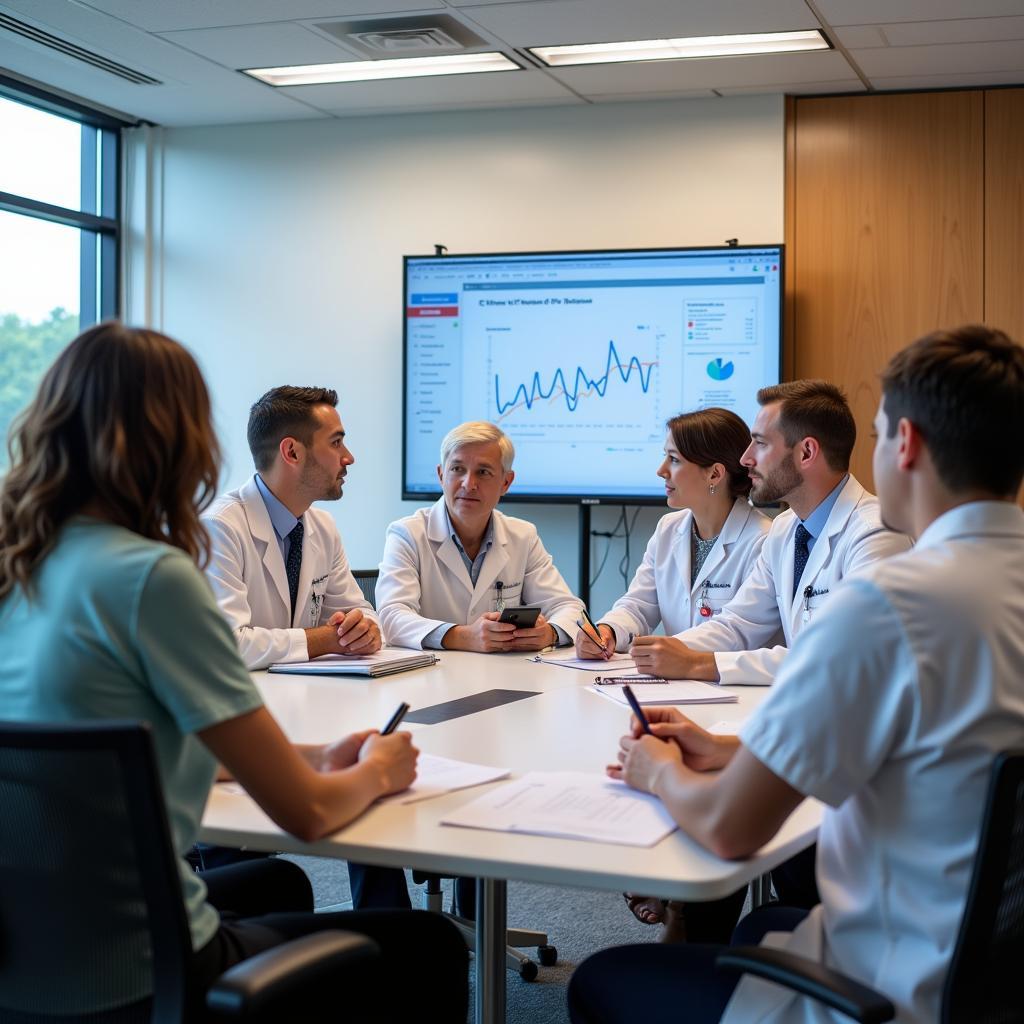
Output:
left=377, top=420, right=583, bottom=652
left=631, top=380, right=910, bottom=686
left=203, top=386, right=380, bottom=672
left=569, top=325, right=1024, bottom=1024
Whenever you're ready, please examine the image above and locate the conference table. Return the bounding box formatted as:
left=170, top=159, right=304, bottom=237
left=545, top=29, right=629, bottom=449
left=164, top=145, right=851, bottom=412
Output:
left=200, top=652, right=821, bottom=1024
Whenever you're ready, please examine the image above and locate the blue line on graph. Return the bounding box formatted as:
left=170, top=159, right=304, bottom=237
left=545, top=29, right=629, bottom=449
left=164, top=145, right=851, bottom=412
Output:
left=495, top=340, right=656, bottom=416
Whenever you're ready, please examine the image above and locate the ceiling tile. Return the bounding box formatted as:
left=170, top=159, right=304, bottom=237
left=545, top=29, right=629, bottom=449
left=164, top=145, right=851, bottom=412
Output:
left=715, top=79, right=866, bottom=94
left=859, top=16, right=1024, bottom=47
left=67, top=1, right=445, bottom=33
left=277, top=65, right=580, bottom=113
left=546, top=50, right=854, bottom=97
left=459, top=0, right=820, bottom=48
left=870, top=69, right=1024, bottom=89
left=814, top=0, right=1024, bottom=27
left=852, top=39, right=1024, bottom=77
left=157, top=23, right=354, bottom=68
left=834, top=25, right=889, bottom=48
left=0, top=30, right=328, bottom=124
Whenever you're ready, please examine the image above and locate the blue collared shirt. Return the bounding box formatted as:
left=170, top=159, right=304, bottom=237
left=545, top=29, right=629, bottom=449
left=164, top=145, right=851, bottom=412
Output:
left=254, top=474, right=301, bottom=563
left=800, top=474, right=849, bottom=552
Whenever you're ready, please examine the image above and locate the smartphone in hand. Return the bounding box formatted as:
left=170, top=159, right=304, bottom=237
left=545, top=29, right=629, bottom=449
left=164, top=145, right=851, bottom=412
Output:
left=498, top=605, right=542, bottom=628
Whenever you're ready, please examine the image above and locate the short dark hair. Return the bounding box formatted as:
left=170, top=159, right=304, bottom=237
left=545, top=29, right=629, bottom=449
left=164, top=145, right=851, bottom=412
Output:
left=247, top=386, right=338, bottom=472
left=881, top=325, right=1024, bottom=496
left=756, top=380, right=856, bottom=472
left=667, top=408, right=753, bottom=499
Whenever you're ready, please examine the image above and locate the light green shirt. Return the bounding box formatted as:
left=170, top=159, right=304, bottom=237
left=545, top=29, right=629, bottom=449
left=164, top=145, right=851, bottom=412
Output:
left=0, top=518, right=264, bottom=1010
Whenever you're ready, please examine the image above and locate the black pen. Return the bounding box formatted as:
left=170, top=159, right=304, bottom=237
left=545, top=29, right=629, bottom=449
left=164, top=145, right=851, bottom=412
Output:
left=580, top=607, right=611, bottom=659
left=381, top=702, right=410, bottom=735
left=621, top=685, right=652, bottom=735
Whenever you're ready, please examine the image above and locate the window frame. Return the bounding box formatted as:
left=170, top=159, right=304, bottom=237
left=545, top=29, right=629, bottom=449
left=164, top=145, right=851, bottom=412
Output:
left=0, top=73, right=124, bottom=324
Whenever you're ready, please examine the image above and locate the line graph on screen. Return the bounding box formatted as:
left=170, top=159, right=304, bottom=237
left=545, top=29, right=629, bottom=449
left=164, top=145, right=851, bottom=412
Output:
left=494, top=340, right=658, bottom=420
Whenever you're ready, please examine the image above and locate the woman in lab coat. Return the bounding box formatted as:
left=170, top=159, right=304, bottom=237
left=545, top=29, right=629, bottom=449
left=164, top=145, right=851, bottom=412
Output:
left=576, top=406, right=770, bottom=929
left=578, top=407, right=769, bottom=657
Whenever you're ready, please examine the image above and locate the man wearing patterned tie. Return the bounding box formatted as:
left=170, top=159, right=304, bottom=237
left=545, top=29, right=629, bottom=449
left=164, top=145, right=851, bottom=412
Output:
left=630, top=379, right=911, bottom=943
left=203, top=386, right=380, bottom=672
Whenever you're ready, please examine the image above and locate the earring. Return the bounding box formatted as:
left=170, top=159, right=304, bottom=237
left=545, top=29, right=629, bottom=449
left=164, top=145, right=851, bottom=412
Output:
left=709, top=484, right=716, bottom=495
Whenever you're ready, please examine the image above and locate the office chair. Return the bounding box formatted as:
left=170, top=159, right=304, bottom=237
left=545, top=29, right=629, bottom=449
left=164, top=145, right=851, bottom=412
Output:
left=0, top=720, right=380, bottom=1023
left=411, top=870, right=557, bottom=981
left=351, top=568, right=380, bottom=609
left=715, top=749, right=1024, bottom=1023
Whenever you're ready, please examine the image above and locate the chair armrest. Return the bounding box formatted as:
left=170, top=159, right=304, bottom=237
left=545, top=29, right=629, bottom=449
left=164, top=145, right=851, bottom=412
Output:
left=207, top=930, right=380, bottom=1017
left=715, top=946, right=895, bottom=1024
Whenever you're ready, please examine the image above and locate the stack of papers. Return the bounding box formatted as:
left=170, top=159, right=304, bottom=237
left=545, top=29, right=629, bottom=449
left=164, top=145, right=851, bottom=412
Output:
left=441, top=771, right=678, bottom=846
left=591, top=680, right=738, bottom=706
left=269, top=649, right=437, bottom=677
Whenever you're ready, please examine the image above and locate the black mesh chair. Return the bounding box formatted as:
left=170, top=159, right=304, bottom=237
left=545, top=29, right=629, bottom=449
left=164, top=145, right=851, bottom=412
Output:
left=351, top=569, right=379, bottom=609
left=0, top=720, right=380, bottom=1023
left=716, top=749, right=1024, bottom=1023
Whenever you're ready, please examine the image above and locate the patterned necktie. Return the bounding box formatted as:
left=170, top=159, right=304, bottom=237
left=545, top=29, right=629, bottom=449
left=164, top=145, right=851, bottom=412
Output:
left=792, top=523, right=811, bottom=599
left=285, top=520, right=304, bottom=619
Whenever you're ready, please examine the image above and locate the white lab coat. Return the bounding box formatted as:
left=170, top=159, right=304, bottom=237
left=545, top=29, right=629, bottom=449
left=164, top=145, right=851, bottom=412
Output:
left=723, top=501, right=1024, bottom=1024
left=676, top=476, right=911, bottom=685
left=376, top=498, right=584, bottom=650
left=599, top=498, right=771, bottom=648
left=202, top=475, right=377, bottom=670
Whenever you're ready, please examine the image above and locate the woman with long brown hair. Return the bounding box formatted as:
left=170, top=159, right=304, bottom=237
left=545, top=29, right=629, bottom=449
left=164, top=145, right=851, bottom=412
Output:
left=0, top=322, right=466, bottom=1021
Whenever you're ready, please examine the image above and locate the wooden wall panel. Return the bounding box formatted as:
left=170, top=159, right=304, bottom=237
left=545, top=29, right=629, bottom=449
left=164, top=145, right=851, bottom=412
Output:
left=985, top=89, right=1024, bottom=343
left=788, top=92, right=985, bottom=488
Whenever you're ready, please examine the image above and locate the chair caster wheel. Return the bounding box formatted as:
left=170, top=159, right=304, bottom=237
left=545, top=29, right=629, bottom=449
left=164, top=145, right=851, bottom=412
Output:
left=519, top=959, right=538, bottom=982
left=539, top=945, right=558, bottom=966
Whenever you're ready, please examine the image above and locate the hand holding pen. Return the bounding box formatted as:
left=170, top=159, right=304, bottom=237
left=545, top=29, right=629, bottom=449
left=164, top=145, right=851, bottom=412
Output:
left=359, top=702, right=417, bottom=796
left=575, top=608, right=614, bottom=660
left=607, top=686, right=684, bottom=793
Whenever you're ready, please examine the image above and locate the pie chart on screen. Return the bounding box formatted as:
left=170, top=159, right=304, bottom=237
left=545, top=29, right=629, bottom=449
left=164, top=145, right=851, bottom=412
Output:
left=706, top=357, right=735, bottom=381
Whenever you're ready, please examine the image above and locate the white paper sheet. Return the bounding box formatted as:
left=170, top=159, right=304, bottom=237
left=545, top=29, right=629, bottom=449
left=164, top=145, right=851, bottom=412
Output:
left=591, top=681, right=738, bottom=706
left=441, top=771, right=678, bottom=847
left=529, top=653, right=637, bottom=671
left=215, top=754, right=508, bottom=806
left=379, top=753, right=510, bottom=805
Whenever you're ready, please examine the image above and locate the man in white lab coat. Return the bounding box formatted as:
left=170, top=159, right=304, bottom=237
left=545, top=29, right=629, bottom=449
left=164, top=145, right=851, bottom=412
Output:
left=631, top=380, right=910, bottom=687
left=377, top=420, right=583, bottom=651
left=376, top=419, right=583, bottom=916
left=203, top=385, right=380, bottom=671
left=569, top=325, right=1024, bottom=1024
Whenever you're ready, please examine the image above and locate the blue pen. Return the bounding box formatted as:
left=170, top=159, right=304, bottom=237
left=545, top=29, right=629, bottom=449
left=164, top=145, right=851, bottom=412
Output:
left=621, top=685, right=652, bottom=735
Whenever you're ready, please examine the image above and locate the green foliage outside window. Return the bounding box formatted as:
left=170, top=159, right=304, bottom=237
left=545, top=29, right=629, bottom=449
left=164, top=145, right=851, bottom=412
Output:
left=0, top=308, right=79, bottom=466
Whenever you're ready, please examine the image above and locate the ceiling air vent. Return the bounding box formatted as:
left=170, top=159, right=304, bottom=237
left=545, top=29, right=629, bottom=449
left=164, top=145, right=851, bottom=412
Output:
left=314, top=15, right=487, bottom=59
left=350, top=27, right=462, bottom=54
left=0, top=13, right=161, bottom=84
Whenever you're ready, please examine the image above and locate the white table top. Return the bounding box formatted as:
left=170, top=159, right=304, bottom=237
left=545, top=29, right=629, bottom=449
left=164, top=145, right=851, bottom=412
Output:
left=201, top=651, right=821, bottom=901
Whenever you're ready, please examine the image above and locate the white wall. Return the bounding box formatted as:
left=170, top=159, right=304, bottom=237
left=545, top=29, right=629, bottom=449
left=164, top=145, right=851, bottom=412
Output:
left=124, top=94, right=784, bottom=615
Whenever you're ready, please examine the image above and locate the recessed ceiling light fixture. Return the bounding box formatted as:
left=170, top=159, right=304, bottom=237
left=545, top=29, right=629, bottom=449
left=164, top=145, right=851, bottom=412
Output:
left=242, top=52, right=519, bottom=86
left=529, top=29, right=829, bottom=67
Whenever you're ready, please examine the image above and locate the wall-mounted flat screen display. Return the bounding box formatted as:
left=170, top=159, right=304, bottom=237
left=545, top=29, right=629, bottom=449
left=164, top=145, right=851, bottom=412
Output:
left=403, top=244, right=783, bottom=503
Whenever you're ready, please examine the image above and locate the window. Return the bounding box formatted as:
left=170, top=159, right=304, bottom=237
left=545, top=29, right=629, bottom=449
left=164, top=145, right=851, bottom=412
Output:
left=0, top=78, right=120, bottom=465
